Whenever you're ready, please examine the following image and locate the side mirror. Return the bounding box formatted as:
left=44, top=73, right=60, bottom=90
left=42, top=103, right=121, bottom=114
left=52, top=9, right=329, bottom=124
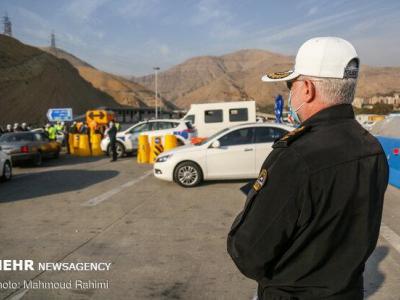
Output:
left=211, top=140, right=220, bottom=148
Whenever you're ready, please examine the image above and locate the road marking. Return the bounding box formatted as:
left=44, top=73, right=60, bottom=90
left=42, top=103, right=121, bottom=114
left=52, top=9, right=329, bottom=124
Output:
left=82, top=170, right=153, bottom=207
left=380, top=223, right=400, bottom=254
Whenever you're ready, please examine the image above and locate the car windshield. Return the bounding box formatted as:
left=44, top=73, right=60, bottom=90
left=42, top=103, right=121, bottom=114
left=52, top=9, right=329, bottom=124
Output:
left=0, top=133, right=33, bottom=143
left=196, top=128, right=230, bottom=146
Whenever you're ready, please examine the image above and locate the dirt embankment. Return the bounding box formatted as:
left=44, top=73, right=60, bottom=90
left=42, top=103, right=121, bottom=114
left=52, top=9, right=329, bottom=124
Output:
left=0, top=35, right=119, bottom=126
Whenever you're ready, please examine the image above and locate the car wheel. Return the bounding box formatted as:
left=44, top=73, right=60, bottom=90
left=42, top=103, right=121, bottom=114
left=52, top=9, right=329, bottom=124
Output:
left=33, top=152, right=42, bottom=166
left=174, top=161, right=203, bottom=187
left=1, top=161, right=12, bottom=181
left=115, top=142, right=125, bottom=158
left=108, top=143, right=125, bottom=158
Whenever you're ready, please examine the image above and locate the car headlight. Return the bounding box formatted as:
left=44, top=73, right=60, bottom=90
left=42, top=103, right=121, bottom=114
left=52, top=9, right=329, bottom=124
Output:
left=156, top=154, right=172, bottom=163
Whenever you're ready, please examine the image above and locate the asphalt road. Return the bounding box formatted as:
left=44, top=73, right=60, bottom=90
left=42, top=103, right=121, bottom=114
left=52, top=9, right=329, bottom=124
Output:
left=0, top=155, right=399, bottom=300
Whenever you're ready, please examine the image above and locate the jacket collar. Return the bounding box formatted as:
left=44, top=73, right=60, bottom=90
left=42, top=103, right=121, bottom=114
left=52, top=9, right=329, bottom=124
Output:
left=301, top=104, right=355, bottom=127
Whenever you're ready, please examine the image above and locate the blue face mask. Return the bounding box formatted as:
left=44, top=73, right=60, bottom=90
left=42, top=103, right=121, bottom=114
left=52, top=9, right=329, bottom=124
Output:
left=288, top=90, right=306, bottom=126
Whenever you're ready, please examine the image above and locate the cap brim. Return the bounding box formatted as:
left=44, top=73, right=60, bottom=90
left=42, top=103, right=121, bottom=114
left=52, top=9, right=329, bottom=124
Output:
left=261, top=70, right=299, bottom=82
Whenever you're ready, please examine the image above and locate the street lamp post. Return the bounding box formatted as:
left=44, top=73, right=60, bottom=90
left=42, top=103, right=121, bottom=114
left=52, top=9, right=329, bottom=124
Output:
left=153, top=67, right=160, bottom=119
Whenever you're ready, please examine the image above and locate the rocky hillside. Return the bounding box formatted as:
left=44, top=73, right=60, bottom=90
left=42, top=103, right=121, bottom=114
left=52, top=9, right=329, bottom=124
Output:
left=134, top=49, right=400, bottom=109
left=0, top=35, right=119, bottom=126
left=356, top=65, right=400, bottom=98
left=43, top=47, right=175, bottom=110
left=77, top=66, right=175, bottom=110
left=42, top=47, right=93, bottom=68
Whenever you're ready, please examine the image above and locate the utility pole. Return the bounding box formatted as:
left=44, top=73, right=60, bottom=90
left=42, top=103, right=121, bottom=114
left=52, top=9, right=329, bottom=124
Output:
left=3, top=12, right=12, bottom=37
left=51, top=31, right=56, bottom=48
left=153, top=67, right=160, bottom=119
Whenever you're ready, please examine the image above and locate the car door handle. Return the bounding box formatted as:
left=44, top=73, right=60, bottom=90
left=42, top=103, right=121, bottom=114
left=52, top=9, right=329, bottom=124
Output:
left=244, top=148, right=254, bottom=152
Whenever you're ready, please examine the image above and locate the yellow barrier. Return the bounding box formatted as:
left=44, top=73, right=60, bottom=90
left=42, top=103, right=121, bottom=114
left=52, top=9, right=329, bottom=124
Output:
left=164, top=134, right=178, bottom=152
left=78, top=134, right=91, bottom=156
left=73, top=134, right=80, bottom=148
left=149, top=136, right=164, bottom=164
left=91, top=134, right=103, bottom=156
left=68, top=134, right=75, bottom=155
left=137, top=135, right=150, bottom=163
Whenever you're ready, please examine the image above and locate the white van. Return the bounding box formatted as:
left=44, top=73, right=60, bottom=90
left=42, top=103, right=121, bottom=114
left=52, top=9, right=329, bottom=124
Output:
left=182, top=101, right=256, bottom=137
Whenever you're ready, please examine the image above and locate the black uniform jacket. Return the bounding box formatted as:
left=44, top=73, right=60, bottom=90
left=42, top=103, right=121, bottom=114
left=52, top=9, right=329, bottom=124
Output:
left=108, top=126, right=117, bottom=142
left=227, top=104, right=389, bottom=300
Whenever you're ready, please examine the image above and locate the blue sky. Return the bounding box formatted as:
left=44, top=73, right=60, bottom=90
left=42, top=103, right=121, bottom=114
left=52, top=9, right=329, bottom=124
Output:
left=2, top=0, right=400, bottom=76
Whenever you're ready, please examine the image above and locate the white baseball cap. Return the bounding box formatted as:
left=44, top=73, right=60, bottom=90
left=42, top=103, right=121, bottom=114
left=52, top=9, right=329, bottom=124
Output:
left=262, top=37, right=359, bottom=82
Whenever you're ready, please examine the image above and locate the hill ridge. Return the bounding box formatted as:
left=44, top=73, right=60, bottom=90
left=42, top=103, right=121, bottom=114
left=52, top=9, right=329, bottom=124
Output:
left=134, top=49, right=400, bottom=109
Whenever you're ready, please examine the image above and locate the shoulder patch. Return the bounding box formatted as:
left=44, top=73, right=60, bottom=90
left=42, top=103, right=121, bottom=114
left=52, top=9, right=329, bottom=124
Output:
left=273, top=125, right=310, bottom=148
left=253, top=169, right=268, bottom=192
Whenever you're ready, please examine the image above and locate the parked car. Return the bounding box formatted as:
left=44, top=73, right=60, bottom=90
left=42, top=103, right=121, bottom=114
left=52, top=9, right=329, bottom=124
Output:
left=0, top=149, right=12, bottom=181
left=153, top=123, right=293, bottom=187
left=182, top=101, right=256, bottom=138
left=100, top=119, right=197, bottom=158
left=0, top=132, right=61, bottom=166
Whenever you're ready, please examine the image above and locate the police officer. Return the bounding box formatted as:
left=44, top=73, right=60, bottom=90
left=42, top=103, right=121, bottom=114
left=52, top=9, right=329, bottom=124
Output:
left=227, top=37, right=389, bottom=300
left=106, top=120, right=118, bottom=162
left=45, top=123, right=57, bottom=141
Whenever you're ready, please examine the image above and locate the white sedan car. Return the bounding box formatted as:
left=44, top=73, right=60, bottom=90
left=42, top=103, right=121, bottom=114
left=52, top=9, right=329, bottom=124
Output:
left=153, top=123, right=293, bottom=187
left=100, top=119, right=197, bottom=157
left=0, top=148, right=12, bottom=182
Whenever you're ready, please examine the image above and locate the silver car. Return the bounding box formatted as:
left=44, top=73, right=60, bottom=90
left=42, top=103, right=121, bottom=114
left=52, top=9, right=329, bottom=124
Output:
left=0, top=132, right=61, bottom=166
left=0, top=149, right=12, bottom=182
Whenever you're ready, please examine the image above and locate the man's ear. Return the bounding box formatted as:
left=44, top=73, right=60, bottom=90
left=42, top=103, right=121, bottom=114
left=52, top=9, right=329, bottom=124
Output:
left=303, top=79, right=316, bottom=103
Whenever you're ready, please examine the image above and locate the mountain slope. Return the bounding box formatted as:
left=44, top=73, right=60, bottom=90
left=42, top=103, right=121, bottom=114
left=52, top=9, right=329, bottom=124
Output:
left=42, top=47, right=94, bottom=68
left=135, top=49, right=400, bottom=109
left=43, top=47, right=175, bottom=110
left=0, top=34, right=119, bottom=125
left=77, top=66, right=175, bottom=109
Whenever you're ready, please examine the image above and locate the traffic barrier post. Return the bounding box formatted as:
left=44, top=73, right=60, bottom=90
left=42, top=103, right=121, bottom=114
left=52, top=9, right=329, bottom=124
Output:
left=73, top=134, right=80, bottom=155
left=164, top=134, right=178, bottom=152
left=78, top=134, right=91, bottom=156
left=91, top=134, right=103, bottom=156
left=69, top=134, right=75, bottom=155
left=149, top=136, right=164, bottom=164
left=137, top=135, right=150, bottom=164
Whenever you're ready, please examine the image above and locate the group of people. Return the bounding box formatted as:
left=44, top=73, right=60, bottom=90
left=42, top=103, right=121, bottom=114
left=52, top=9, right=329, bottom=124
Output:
left=65, top=120, right=121, bottom=160
left=44, top=121, right=66, bottom=141
left=67, top=120, right=120, bottom=135
left=0, top=122, right=31, bottom=134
